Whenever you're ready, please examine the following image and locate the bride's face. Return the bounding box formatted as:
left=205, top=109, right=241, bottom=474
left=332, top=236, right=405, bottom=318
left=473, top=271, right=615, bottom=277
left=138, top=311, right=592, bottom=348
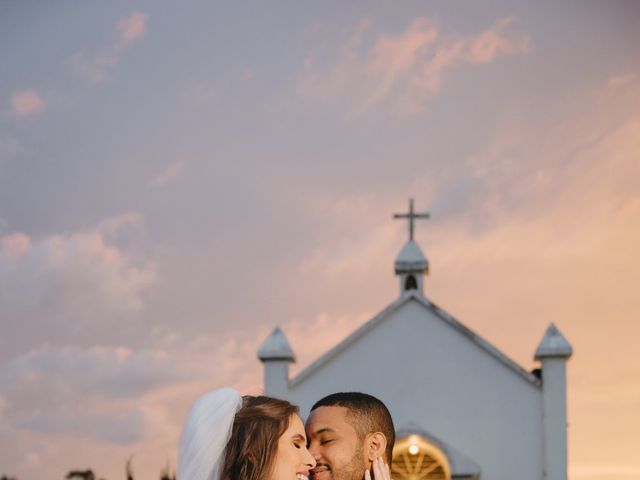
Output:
left=269, top=414, right=316, bottom=480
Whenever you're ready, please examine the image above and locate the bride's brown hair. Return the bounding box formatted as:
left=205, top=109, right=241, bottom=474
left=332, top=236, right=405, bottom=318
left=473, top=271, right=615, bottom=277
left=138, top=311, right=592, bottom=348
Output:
left=222, top=395, right=299, bottom=480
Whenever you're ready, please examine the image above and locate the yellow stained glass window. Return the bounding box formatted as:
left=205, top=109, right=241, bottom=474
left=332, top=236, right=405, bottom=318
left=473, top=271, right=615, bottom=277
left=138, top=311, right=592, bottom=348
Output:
left=391, top=435, right=450, bottom=480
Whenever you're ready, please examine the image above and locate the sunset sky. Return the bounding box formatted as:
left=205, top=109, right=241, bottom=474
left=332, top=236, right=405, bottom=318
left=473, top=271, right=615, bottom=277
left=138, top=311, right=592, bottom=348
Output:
left=1, top=2, right=639, bottom=480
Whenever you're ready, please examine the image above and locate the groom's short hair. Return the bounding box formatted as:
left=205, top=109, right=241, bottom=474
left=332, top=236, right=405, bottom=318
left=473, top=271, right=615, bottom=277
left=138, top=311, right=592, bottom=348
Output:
left=311, top=392, right=395, bottom=462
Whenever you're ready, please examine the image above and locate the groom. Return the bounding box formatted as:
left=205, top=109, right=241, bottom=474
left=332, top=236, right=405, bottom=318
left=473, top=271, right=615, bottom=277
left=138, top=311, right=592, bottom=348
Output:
left=305, top=392, right=395, bottom=480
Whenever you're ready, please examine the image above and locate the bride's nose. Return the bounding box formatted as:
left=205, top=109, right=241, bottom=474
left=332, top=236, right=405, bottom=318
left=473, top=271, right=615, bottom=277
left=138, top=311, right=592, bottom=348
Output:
left=304, top=447, right=317, bottom=469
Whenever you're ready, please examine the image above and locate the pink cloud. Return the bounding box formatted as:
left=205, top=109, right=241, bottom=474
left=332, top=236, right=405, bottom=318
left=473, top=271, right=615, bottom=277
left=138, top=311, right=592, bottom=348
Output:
left=116, top=11, right=148, bottom=47
left=400, top=17, right=529, bottom=113
left=1, top=232, right=31, bottom=260
left=70, top=11, right=148, bottom=83
left=299, top=17, right=529, bottom=115
left=362, top=18, right=439, bottom=108
left=607, top=72, right=637, bottom=89
left=69, top=51, right=119, bottom=83
left=466, top=17, right=528, bottom=63
left=370, top=18, right=437, bottom=73
left=151, top=159, right=186, bottom=188
left=242, top=68, right=254, bottom=81
left=329, top=17, right=372, bottom=90
left=10, top=90, right=47, bottom=117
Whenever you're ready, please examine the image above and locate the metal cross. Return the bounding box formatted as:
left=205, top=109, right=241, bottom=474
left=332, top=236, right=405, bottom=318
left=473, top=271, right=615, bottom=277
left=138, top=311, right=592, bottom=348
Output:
left=393, top=198, right=430, bottom=241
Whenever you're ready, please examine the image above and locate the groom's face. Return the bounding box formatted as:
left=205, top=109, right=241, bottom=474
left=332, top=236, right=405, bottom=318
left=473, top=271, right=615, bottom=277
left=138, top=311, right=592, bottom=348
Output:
left=305, top=406, right=366, bottom=480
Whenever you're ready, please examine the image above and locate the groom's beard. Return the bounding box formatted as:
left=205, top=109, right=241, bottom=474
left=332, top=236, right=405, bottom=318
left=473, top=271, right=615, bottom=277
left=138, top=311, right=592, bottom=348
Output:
left=335, top=445, right=365, bottom=480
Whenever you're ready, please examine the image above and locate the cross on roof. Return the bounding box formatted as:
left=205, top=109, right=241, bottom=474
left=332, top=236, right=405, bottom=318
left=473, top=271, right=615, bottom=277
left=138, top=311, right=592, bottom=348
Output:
left=393, top=198, right=430, bottom=241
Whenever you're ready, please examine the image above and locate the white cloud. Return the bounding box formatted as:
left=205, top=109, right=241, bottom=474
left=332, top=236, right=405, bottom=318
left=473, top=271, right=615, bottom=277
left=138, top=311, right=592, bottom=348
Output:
left=0, top=327, right=276, bottom=479
left=0, top=342, right=197, bottom=447
left=0, top=346, right=181, bottom=405
left=0, top=213, right=156, bottom=350
left=17, top=406, right=147, bottom=445
left=0, top=135, right=24, bottom=162
left=179, top=78, right=219, bottom=105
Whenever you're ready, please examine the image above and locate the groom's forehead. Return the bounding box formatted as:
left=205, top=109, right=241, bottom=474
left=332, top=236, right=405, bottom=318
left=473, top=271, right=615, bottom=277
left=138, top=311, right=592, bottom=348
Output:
left=306, top=405, right=352, bottom=433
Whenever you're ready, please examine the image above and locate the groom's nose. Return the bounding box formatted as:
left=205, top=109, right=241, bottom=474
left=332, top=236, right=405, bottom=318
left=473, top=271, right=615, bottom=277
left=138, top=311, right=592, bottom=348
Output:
left=308, top=443, right=321, bottom=460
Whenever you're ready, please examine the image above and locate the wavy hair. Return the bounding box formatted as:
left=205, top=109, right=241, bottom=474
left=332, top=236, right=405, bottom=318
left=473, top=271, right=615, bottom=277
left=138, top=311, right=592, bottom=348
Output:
left=222, top=395, right=299, bottom=480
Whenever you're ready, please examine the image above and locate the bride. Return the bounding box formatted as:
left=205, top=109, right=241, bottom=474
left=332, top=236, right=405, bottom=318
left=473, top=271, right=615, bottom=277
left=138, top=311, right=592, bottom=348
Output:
left=178, top=388, right=390, bottom=480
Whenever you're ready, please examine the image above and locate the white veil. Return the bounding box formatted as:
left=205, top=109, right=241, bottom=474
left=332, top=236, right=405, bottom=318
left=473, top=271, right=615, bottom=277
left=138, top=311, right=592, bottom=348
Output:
left=178, top=387, right=243, bottom=480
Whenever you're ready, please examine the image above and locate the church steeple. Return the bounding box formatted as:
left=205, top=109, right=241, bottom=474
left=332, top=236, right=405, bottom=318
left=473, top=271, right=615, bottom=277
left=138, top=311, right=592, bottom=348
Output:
left=393, top=199, right=430, bottom=296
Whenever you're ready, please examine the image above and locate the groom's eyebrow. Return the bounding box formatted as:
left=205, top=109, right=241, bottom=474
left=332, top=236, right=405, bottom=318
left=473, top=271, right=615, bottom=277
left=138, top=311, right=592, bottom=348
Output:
left=314, top=427, right=335, bottom=435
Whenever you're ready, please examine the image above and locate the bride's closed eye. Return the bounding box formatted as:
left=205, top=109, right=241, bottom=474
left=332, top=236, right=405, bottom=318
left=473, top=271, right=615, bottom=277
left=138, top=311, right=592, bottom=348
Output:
left=292, top=434, right=307, bottom=449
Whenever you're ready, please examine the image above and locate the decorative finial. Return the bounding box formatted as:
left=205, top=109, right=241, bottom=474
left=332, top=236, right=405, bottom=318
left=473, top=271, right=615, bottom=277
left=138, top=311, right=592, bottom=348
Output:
left=393, top=198, right=430, bottom=241
left=534, top=323, right=572, bottom=360
left=258, top=326, right=295, bottom=362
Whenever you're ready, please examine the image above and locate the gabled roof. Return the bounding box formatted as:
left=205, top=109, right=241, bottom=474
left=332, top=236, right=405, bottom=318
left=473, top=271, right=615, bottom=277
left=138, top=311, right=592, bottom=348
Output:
left=290, top=291, right=540, bottom=388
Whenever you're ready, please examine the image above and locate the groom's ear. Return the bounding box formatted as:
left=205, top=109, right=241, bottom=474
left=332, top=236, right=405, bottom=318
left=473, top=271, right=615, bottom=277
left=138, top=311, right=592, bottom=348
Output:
left=364, top=432, right=388, bottom=462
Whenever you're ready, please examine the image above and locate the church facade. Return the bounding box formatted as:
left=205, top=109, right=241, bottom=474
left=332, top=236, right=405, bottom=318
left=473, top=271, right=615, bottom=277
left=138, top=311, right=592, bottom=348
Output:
left=258, top=203, right=572, bottom=480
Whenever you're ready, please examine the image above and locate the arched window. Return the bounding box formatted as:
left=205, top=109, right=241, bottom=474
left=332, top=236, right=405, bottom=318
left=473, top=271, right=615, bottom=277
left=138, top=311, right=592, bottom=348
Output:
left=404, top=274, right=418, bottom=291
left=391, top=435, right=451, bottom=480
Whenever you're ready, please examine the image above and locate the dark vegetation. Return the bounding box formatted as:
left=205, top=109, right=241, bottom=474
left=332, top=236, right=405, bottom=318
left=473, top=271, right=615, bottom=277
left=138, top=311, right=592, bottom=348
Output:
left=2, top=458, right=176, bottom=480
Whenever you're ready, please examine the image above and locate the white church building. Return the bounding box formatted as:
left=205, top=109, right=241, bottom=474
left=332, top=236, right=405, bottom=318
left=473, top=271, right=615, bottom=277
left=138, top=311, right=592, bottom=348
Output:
left=258, top=200, right=572, bottom=480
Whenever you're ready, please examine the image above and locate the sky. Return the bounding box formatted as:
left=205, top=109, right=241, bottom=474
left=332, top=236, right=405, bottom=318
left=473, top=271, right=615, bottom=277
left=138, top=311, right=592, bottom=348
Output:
left=1, top=1, right=639, bottom=479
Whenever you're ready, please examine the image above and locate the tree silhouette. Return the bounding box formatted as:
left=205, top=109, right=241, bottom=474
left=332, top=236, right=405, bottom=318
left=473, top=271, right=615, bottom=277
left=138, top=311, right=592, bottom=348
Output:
left=126, top=456, right=134, bottom=480
left=66, top=471, right=95, bottom=480
left=5, top=459, right=178, bottom=480
left=159, top=462, right=175, bottom=480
